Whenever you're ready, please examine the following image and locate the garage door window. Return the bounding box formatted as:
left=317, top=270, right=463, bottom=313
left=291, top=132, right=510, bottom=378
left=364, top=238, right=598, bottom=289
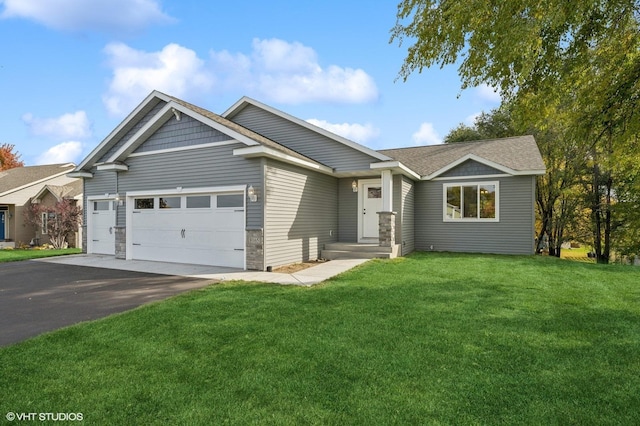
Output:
left=217, top=194, right=244, bottom=208
left=186, top=195, right=211, bottom=208
left=94, top=201, right=111, bottom=211
left=160, top=197, right=181, bottom=209
left=135, top=198, right=154, bottom=209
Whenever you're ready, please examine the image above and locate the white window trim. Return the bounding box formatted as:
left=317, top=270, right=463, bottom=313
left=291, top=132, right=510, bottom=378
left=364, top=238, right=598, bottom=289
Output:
left=442, top=181, right=500, bottom=222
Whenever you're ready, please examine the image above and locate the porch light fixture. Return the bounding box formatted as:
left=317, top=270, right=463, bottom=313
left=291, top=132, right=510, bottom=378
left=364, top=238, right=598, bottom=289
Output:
left=247, top=185, right=257, bottom=202
left=351, top=180, right=358, bottom=192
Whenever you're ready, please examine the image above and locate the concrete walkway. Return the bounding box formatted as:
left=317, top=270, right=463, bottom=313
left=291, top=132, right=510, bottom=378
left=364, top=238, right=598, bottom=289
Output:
left=36, top=255, right=369, bottom=286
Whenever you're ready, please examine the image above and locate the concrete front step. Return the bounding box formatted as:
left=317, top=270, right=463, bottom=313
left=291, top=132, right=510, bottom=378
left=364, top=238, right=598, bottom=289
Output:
left=321, top=243, right=400, bottom=260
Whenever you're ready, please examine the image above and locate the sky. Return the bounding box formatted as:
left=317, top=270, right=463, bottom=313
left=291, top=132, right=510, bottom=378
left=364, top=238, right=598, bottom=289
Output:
left=0, top=0, right=501, bottom=166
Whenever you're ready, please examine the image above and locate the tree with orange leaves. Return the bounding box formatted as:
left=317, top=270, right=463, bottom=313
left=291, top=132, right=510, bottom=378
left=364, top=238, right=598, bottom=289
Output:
left=0, top=143, right=24, bottom=171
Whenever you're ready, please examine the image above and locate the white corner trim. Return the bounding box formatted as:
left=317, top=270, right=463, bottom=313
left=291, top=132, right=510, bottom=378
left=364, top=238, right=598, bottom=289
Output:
left=370, top=160, right=421, bottom=180
left=233, top=145, right=334, bottom=175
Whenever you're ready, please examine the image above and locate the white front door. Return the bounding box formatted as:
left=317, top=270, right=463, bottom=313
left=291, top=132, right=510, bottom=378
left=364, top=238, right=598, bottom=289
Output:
left=358, top=179, right=382, bottom=241
left=89, top=199, right=116, bottom=255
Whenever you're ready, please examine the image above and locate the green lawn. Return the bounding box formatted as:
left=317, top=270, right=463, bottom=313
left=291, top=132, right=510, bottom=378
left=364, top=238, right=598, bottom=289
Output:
left=0, top=247, right=81, bottom=262
left=1, top=252, right=639, bottom=425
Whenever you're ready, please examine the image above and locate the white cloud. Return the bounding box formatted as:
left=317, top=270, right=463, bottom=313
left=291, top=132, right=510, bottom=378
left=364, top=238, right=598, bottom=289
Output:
left=103, top=42, right=214, bottom=116
left=36, top=141, right=83, bottom=165
left=0, top=0, right=173, bottom=33
left=210, top=38, right=379, bottom=104
left=412, top=122, right=442, bottom=146
left=22, top=111, right=91, bottom=140
left=306, top=119, right=380, bottom=144
left=476, top=83, right=501, bottom=103
left=465, top=112, right=481, bottom=126
left=103, top=38, right=378, bottom=116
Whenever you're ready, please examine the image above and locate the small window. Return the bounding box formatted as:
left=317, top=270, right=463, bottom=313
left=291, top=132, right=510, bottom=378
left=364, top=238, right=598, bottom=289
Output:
left=134, top=198, right=155, bottom=209
left=217, top=194, right=244, bottom=208
left=159, top=197, right=181, bottom=209
left=187, top=195, right=211, bottom=208
left=444, top=182, right=498, bottom=221
left=368, top=187, right=382, bottom=199
left=41, top=212, right=48, bottom=234
left=94, top=201, right=110, bottom=211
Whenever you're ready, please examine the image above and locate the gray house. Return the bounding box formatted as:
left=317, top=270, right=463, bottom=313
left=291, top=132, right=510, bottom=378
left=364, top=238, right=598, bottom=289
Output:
left=70, top=91, right=545, bottom=270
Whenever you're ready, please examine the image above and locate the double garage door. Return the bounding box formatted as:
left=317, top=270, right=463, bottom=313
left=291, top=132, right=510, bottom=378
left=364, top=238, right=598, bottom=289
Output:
left=129, top=191, right=245, bottom=268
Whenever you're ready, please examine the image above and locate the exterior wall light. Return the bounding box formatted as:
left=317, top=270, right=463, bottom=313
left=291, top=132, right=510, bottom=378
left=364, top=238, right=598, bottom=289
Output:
left=352, top=180, right=358, bottom=192
left=248, top=185, right=258, bottom=202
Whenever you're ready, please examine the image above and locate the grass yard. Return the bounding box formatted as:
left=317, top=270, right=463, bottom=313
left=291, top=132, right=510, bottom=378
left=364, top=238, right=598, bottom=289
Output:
left=1, top=252, right=639, bottom=424
left=0, top=247, right=81, bottom=263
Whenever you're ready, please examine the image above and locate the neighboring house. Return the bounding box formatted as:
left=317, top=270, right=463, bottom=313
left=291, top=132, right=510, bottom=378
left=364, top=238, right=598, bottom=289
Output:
left=0, top=163, right=81, bottom=248
left=30, top=181, right=83, bottom=248
left=69, top=91, right=546, bottom=270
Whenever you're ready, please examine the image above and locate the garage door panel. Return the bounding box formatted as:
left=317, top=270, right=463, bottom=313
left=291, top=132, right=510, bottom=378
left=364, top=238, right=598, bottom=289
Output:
left=130, top=192, right=245, bottom=268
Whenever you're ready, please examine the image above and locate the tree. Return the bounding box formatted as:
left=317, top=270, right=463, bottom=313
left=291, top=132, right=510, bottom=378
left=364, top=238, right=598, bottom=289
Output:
left=445, top=104, right=518, bottom=143
left=391, top=0, right=640, bottom=263
left=23, top=200, right=82, bottom=249
left=0, top=143, right=24, bottom=170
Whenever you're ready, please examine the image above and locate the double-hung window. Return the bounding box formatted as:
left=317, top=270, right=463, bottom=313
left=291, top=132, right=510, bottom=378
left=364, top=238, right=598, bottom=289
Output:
left=443, top=182, right=499, bottom=221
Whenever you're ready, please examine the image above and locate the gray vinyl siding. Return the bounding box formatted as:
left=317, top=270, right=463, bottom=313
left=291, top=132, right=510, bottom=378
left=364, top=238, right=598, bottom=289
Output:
left=440, top=160, right=502, bottom=177
left=415, top=176, right=536, bottom=255
left=338, top=178, right=358, bottom=242
left=230, top=104, right=378, bottom=172
left=85, top=143, right=263, bottom=229
left=134, top=114, right=232, bottom=153
left=264, top=159, right=338, bottom=268
left=98, top=101, right=167, bottom=163
left=400, top=176, right=415, bottom=255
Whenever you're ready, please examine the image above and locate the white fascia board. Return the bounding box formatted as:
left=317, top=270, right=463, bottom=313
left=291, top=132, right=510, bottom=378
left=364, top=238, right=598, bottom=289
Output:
left=422, top=153, right=530, bottom=180
left=67, top=171, right=93, bottom=178
left=233, top=146, right=334, bottom=175
left=96, top=163, right=129, bottom=171
left=106, top=101, right=260, bottom=164
left=370, top=160, right=421, bottom=180
left=223, top=96, right=392, bottom=162
left=75, top=91, right=169, bottom=171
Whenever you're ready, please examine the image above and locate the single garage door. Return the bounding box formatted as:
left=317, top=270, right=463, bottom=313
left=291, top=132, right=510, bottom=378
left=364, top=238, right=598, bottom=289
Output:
left=89, top=199, right=116, bottom=255
left=130, top=192, right=245, bottom=268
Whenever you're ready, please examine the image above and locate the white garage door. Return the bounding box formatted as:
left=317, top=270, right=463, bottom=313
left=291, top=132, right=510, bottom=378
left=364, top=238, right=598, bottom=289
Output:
left=129, top=192, right=245, bottom=268
left=89, top=200, right=116, bottom=255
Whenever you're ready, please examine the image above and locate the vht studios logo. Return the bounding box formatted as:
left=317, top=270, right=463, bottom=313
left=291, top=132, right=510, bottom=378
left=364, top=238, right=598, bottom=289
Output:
left=6, top=412, right=84, bottom=422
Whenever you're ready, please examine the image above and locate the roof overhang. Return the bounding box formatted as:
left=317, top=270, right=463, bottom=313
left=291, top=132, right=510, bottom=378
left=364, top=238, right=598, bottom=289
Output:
left=370, top=160, right=421, bottom=180
left=96, top=163, right=129, bottom=172
left=67, top=171, right=93, bottom=178
left=422, top=153, right=546, bottom=180
left=233, top=145, right=334, bottom=175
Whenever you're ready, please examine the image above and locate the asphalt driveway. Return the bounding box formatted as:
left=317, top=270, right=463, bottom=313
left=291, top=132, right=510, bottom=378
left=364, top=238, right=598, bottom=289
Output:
left=0, top=261, right=213, bottom=347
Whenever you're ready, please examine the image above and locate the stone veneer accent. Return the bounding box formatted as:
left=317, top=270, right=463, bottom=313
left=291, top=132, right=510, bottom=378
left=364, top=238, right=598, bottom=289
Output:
left=81, top=225, right=88, bottom=254
left=115, top=226, right=126, bottom=259
left=246, top=228, right=264, bottom=271
left=377, top=211, right=397, bottom=247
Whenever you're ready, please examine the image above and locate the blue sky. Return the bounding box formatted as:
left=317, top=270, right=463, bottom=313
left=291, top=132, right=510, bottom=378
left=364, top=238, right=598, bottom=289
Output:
left=0, top=0, right=500, bottom=166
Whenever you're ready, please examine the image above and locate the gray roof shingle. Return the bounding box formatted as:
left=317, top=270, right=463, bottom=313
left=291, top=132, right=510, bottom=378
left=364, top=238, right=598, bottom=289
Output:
left=378, top=135, right=545, bottom=177
left=0, top=164, right=76, bottom=195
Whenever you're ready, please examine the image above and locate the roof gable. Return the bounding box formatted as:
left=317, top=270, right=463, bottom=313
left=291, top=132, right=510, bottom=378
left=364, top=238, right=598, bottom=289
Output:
left=223, top=97, right=391, bottom=170
left=72, top=91, right=327, bottom=173
left=0, top=164, right=76, bottom=196
left=378, top=136, right=546, bottom=179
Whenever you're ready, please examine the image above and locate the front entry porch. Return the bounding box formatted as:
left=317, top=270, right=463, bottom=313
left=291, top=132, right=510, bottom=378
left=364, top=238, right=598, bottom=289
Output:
left=321, top=242, right=401, bottom=260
